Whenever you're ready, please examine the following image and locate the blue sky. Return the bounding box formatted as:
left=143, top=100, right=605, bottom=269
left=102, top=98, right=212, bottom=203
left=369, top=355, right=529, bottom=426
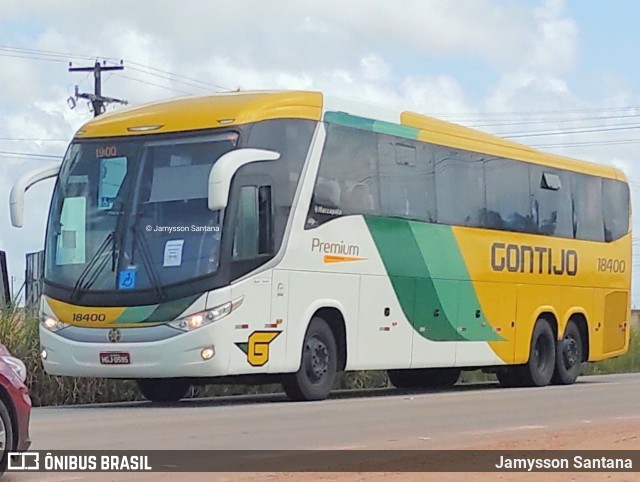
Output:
left=1, top=0, right=640, bottom=303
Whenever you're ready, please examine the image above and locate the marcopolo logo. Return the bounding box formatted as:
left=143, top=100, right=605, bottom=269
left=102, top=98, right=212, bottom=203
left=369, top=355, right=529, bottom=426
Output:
left=491, top=242, right=578, bottom=276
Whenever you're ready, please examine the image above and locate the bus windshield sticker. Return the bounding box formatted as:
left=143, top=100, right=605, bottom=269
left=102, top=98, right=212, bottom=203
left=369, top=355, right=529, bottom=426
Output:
left=163, top=239, right=185, bottom=267
left=118, top=268, right=137, bottom=290
left=55, top=196, right=86, bottom=265
left=98, top=157, right=127, bottom=210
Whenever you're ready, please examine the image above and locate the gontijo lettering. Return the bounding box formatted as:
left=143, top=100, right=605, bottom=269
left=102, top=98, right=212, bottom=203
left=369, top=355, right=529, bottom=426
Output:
left=491, top=242, right=578, bottom=276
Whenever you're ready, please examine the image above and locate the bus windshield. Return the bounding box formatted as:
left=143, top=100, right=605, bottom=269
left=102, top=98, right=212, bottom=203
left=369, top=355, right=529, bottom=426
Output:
left=45, top=131, right=238, bottom=294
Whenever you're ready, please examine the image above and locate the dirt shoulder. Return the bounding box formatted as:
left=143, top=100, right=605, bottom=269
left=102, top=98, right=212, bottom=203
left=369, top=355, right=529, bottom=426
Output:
left=223, top=417, right=640, bottom=482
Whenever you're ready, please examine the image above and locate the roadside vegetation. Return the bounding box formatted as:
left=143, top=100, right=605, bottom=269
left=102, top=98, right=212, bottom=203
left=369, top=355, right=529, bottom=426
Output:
left=1, top=304, right=638, bottom=406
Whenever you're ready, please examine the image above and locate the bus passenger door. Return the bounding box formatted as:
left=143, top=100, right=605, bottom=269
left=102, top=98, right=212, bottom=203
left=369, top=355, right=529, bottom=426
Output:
left=227, top=177, right=280, bottom=375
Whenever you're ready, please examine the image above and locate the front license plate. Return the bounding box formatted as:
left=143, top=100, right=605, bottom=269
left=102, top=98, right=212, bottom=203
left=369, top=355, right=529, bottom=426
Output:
left=99, top=352, right=131, bottom=365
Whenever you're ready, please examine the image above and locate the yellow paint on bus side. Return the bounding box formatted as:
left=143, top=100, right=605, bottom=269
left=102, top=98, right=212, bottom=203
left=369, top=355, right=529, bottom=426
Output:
left=45, top=296, right=125, bottom=326
left=452, top=226, right=631, bottom=364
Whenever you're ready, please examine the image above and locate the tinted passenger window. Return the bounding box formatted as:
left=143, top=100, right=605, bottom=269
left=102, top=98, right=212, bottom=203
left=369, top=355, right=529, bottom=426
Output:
left=603, top=179, right=630, bottom=241
left=484, top=158, right=533, bottom=232
left=571, top=174, right=604, bottom=242
left=435, top=147, right=485, bottom=227
left=530, top=167, right=572, bottom=238
left=233, top=185, right=273, bottom=259
left=245, top=119, right=315, bottom=249
left=378, top=137, right=435, bottom=222
left=307, top=124, right=378, bottom=228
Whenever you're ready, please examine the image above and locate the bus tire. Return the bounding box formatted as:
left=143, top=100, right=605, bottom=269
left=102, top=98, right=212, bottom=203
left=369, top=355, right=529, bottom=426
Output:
left=387, top=368, right=461, bottom=389
left=137, top=378, right=190, bottom=403
left=498, top=318, right=556, bottom=388
left=551, top=321, right=584, bottom=385
left=520, top=317, right=556, bottom=387
left=282, top=317, right=337, bottom=401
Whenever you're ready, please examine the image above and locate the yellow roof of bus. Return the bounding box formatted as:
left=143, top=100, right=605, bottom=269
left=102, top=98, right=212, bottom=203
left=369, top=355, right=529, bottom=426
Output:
left=75, top=90, right=626, bottom=182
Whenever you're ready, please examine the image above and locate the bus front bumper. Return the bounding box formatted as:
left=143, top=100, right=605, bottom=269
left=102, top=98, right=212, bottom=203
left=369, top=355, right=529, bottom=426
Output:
left=39, top=324, right=230, bottom=378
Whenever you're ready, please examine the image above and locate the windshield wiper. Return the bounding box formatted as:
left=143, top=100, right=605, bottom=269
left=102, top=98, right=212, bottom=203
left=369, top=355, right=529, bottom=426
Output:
left=69, top=200, right=126, bottom=300
left=130, top=223, right=166, bottom=300
left=70, top=232, right=114, bottom=301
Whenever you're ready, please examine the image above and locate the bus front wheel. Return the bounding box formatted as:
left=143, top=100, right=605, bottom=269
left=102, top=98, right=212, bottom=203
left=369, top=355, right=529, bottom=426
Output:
left=551, top=321, right=584, bottom=385
left=137, top=378, right=190, bottom=403
left=282, top=317, right=337, bottom=401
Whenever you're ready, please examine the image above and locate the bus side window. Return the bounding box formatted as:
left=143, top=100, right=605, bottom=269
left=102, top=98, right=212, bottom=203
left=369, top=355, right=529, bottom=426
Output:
left=603, top=179, right=630, bottom=242
left=570, top=173, right=604, bottom=242
left=306, top=123, right=378, bottom=228
left=233, top=185, right=273, bottom=259
left=530, top=168, right=572, bottom=238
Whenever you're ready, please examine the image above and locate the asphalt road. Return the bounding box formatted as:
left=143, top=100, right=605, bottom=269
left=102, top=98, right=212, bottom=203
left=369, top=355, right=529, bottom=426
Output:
left=6, top=373, right=640, bottom=481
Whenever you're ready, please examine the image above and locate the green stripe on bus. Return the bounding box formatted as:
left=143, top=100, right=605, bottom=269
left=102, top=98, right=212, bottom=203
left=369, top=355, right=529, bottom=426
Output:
left=409, top=222, right=502, bottom=342
left=145, top=294, right=201, bottom=322
left=364, top=216, right=462, bottom=341
left=114, top=305, right=158, bottom=324
left=365, top=216, right=502, bottom=342
left=324, top=112, right=419, bottom=140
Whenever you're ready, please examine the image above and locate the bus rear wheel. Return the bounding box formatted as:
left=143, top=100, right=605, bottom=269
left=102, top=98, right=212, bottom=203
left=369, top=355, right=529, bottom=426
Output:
left=137, top=378, right=190, bottom=403
left=497, top=318, right=556, bottom=388
left=551, top=321, right=584, bottom=385
left=387, top=368, right=461, bottom=389
left=282, top=317, right=337, bottom=401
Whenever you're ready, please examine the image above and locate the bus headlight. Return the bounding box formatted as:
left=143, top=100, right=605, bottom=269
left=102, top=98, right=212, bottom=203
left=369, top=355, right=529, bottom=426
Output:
left=169, top=296, right=244, bottom=332
left=41, top=316, right=69, bottom=333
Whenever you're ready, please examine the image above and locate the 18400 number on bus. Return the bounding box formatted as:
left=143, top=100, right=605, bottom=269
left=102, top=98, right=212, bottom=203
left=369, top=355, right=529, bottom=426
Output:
left=72, top=313, right=107, bottom=322
left=597, top=258, right=626, bottom=273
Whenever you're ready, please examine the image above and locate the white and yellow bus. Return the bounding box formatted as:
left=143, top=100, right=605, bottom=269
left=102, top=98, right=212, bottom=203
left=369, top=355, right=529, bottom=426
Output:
left=10, top=91, right=631, bottom=402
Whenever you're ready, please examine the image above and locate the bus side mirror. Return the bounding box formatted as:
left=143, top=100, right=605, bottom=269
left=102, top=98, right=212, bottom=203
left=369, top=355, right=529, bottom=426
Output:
left=208, top=148, right=280, bottom=212
left=10, top=164, right=61, bottom=228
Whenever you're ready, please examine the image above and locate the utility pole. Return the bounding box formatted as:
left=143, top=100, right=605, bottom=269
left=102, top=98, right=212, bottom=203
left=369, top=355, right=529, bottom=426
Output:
left=68, top=60, right=128, bottom=116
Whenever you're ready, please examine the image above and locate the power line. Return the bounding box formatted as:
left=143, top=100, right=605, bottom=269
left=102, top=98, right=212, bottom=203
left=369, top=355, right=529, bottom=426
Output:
left=434, top=105, right=640, bottom=119
left=467, top=113, right=640, bottom=128
left=112, top=73, right=194, bottom=96
left=125, top=62, right=232, bottom=92
left=502, top=124, right=640, bottom=139
left=530, top=138, right=640, bottom=149
left=0, top=150, right=62, bottom=160
left=0, top=45, right=232, bottom=94
left=0, top=138, right=68, bottom=142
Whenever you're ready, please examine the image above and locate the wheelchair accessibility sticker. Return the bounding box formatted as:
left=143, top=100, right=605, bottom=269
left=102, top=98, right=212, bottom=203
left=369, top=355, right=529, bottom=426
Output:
left=118, top=268, right=137, bottom=290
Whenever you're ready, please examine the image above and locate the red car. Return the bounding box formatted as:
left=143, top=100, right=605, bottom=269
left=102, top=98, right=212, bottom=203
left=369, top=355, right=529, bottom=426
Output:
left=0, top=343, right=31, bottom=472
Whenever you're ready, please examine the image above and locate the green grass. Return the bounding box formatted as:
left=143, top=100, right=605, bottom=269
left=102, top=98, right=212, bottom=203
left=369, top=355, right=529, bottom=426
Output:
left=1, top=303, right=638, bottom=406
left=583, top=329, right=640, bottom=375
